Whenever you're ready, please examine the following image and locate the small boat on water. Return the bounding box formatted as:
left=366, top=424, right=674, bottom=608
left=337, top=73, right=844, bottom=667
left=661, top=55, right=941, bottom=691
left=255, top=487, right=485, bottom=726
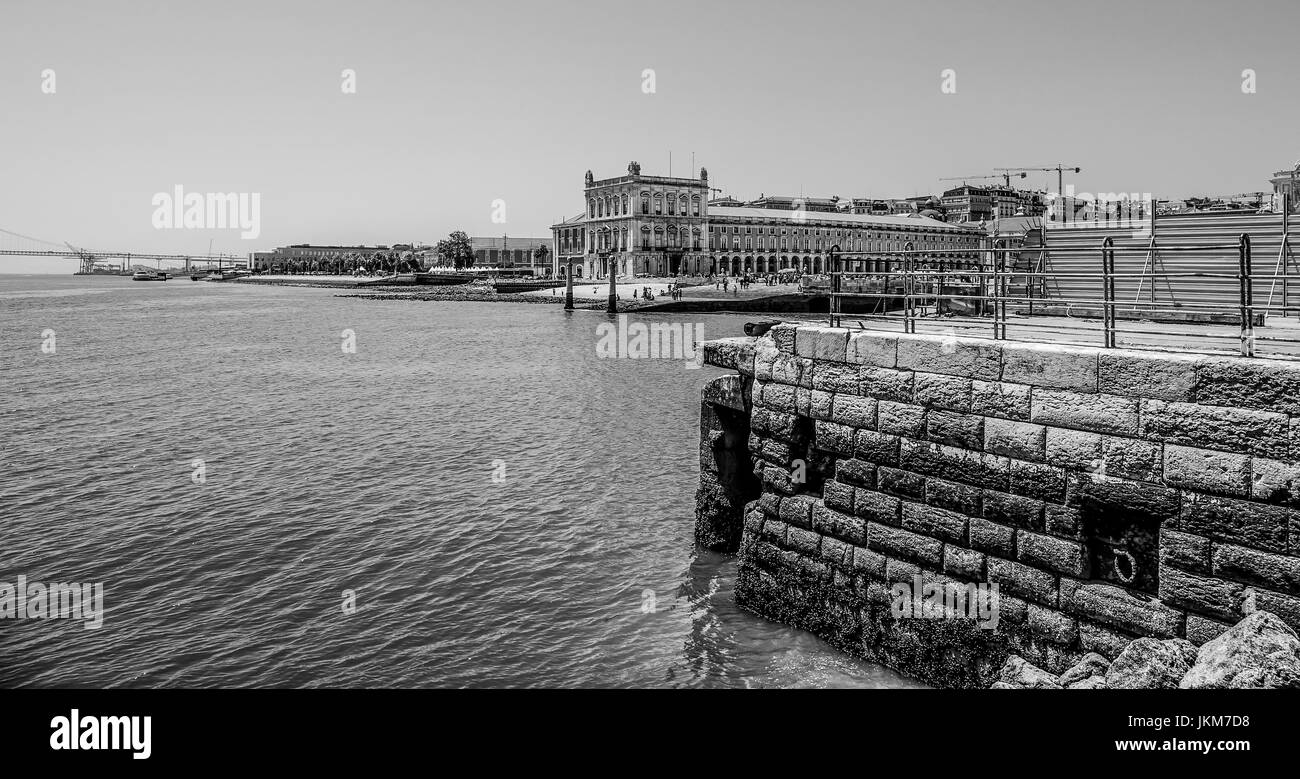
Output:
left=132, top=270, right=171, bottom=281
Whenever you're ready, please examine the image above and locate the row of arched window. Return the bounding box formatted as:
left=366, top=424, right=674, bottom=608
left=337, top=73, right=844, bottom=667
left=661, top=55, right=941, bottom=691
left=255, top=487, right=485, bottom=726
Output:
left=588, top=191, right=703, bottom=218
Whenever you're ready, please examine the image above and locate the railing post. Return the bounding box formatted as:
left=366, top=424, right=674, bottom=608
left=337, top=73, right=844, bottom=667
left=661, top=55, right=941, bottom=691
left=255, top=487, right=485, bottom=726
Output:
left=829, top=245, right=840, bottom=328
left=994, top=244, right=1006, bottom=339
left=1101, top=237, right=1116, bottom=348
left=1240, top=233, right=1255, bottom=357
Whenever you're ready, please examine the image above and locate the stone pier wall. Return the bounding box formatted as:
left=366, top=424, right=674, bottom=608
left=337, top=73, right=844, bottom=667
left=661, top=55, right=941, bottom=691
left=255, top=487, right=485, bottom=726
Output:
left=695, top=323, right=1300, bottom=688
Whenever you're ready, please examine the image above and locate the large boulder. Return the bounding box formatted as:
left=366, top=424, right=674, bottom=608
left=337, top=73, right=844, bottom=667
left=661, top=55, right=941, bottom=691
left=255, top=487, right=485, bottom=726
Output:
left=1105, top=638, right=1192, bottom=689
left=1059, top=652, right=1111, bottom=687
left=1066, top=675, right=1107, bottom=689
left=996, top=655, right=1062, bottom=689
left=1181, top=612, right=1300, bottom=689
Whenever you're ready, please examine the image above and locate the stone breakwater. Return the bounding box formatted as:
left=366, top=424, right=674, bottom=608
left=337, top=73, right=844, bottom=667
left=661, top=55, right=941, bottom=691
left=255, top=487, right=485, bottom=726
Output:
left=695, top=323, right=1300, bottom=688
left=996, top=611, right=1300, bottom=688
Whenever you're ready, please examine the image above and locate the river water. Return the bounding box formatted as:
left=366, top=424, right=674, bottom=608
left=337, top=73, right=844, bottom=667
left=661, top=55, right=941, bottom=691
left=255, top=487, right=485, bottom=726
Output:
left=0, top=275, right=919, bottom=688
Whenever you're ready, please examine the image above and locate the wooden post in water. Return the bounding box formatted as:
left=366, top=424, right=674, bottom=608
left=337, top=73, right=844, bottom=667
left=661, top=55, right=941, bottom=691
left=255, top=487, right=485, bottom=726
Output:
left=564, top=260, right=574, bottom=310
left=606, top=253, right=617, bottom=314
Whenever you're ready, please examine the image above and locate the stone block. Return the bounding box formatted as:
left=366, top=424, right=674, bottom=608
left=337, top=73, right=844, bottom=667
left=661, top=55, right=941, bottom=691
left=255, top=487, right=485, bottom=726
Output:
left=1031, top=389, right=1139, bottom=437
left=795, top=326, right=849, bottom=362
left=1000, top=341, right=1099, bottom=392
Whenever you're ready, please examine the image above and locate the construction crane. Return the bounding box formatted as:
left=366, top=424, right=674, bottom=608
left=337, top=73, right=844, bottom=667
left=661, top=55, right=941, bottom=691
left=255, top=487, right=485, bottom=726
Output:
left=998, top=166, right=1082, bottom=198
left=940, top=172, right=1027, bottom=187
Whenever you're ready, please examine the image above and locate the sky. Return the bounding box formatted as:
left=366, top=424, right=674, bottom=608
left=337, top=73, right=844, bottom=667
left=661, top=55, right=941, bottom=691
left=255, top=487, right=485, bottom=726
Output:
left=1, top=0, right=1297, bottom=273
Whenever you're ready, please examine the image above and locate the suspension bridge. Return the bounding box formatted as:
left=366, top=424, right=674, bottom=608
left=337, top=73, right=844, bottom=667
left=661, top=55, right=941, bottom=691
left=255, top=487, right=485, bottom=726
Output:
left=0, top=227, right=247, bottom=275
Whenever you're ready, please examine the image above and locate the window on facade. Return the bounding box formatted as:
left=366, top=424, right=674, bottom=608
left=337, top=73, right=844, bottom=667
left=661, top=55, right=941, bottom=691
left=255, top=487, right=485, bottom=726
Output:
left=622, top=195, right=629, bottom=214
left=668, top=196, right=676, bottom=215
left=692, top=199, right=700, bottom=217
left=641, top=195, right=649, bottom=214
left=589, top=200, right=595, bottom=218
left=654, top=196, right=662, bottom=215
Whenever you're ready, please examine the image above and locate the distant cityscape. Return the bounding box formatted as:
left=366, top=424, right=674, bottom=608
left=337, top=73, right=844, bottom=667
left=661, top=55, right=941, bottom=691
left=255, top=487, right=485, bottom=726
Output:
left=243, top=160, right=1299, bottom=279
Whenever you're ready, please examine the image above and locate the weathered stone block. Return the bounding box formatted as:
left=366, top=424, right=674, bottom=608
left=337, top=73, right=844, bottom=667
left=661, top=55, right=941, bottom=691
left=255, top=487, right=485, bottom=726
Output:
left=1098, top=349, right=1203, bottom=401
left=1139, top=398, right=1288, bottom=459
left=983, top=490, right=1044, bottom=531
left=1044, top=503, right=1083, bottom=539
left=1017, top=530, right=1087, bottom=577
left=701, top=337, right=755, bottom=371
left=1071, top=473, right=1181, bottom=523
left=757, top=491, right=783, bottom=519
left=794, top=387, right=812, bottom=417
left=778, top=493, right=817, bottom=529
left=753, top=343, right=781, bottom=383
left=913, top=373, right=972, bottom=412
left=846, top=330, right=897, bottom=367
left=787, top=526, right=823, bottom=558
left=813, top=503, right=868, bottom=546
left=1194, top=357, right=1300, bottom=415
left=877, top=466, right=926, bottom=500
left=1008, top=459, right=1067, bottom=503
left=969, top=516, right=1016, bottom=558
left=835, top=458, right=875, bottom=488
left=1159, top=529, right=1211, bottom=574
left=701, top=374, right=747, bottom=411
left=1044, top=427, right=1103, bottom=471
left=1162, top=444, right=1250, bottom=497
left=830, top=394, right=878, bottom=429
left=884, top=557, right=923, bottom=585
left=823, top=480, right=855, bottom=514
left=900, top=439, right=1009, bottom=491
left=769, top=324, right=798, bottom=355
left=795, top=326, right=849, bottom=362
left=1177, top=493, right=1289, bottom=553
left=813, top=420, right=856, bottom=456
left=877, top=400, right=926, bottom=438
left=925, top=410, right=984, bottom=450
left=854, top=429, right=899, bottom=466
left=809, top=388, right=834, bottom=421
left=868, top=522, right=944, bottom=567
left=769, top=354, right=802, bottom=386
left=1250, top=457, right=1300, bottom=507
left=896, top=334, right=1002, bottom=380
left=901, top=501, right=968, bottom=544
left=1031, top=389, right=1139, bottom=437
left=1062, top=581, right=1183, bottom=638
left=1001, top=342, right=1099, bottom=392
left=984, top=418, right=1046, bottom=462
left=851, top=546, right=887, bottom=579
left=986, top=557, right=1058, bottom=606
left=854, top=487, right=900, bottom=525
left=1158, top=565, right=1246, bottom=622
left=759, top=518, right=788, bottom=545
left=757, top=381, right=797, bottom=413
left=1101, top=436, right=1163, bottom=482
left=859, top=366, right=913, bottom=403
left=971, top=380, right=1031, bottom=421
left=1211, top=543, right=1300, bottom=592
left=1028, top=603, right=1079, bottom=645
left=943, top=545, right=986, bottom=580
left=1079, top=620, right=1137, bottom=659
left=925, top=477, right=982, bottom=516
left=811, top=362, right=860, bottom=395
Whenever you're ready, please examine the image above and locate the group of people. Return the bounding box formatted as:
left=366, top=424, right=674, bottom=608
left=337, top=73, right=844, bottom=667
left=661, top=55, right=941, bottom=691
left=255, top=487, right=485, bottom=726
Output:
left=708, top=272, right=800, bottom=295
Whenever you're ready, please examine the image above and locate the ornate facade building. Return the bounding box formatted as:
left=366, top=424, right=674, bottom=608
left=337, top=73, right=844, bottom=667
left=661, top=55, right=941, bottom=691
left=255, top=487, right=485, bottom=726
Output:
left=552, top=162, right=984, bottom=278
left=551, top=161, right=710, bottom=278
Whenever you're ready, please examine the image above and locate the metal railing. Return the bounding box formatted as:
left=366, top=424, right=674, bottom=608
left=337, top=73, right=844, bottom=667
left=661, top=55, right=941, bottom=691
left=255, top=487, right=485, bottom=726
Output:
left=825, top=230, right=1300, bottom=360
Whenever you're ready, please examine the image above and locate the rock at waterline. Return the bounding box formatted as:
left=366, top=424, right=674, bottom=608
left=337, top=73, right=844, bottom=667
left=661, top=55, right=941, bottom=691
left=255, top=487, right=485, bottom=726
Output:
left=997, top=655, right=1062, bottom=689
left=1180, top=611, right=1300, bottom=689
left=1105, top=638, right=1194, bottom=689
left=1066, top=675, right=1107, bottom=689
left=1059, top=652, right=1110, bottom=687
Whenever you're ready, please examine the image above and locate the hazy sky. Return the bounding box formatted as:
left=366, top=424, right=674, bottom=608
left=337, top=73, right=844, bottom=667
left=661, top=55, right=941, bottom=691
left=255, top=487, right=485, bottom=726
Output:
left=2, top=0, right=1297, bottom=273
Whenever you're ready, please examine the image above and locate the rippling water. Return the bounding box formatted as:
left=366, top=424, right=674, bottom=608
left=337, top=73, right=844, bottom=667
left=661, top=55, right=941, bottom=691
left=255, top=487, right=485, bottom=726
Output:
left=0, top=275, right=920, bottom=689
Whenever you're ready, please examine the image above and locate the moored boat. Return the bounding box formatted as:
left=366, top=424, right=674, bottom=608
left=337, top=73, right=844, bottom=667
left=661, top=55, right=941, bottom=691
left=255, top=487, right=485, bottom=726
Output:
left=132, top=270, right=170, bottom=281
